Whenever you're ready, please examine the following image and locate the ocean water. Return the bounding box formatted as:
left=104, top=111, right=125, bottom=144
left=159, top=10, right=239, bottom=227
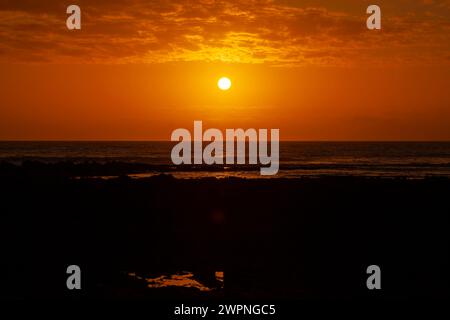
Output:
left=1, top=141, right=450, bottom=178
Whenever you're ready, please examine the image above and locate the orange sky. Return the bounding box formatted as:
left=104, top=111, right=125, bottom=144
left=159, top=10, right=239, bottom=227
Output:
left=1, top=0, right=450, bottom=140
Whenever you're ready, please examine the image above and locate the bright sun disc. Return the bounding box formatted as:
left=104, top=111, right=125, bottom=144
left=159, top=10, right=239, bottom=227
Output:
left=218, top=77, right=231, bottom=90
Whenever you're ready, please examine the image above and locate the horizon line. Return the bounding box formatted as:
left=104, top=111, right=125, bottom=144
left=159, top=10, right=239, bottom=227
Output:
left=1, top=139, right=450, bottom=143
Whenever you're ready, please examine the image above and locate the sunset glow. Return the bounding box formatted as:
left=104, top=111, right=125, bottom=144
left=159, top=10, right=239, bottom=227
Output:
left=0, top=0, right=449, bottom=303
left=0, top=1, right=449, bottom=141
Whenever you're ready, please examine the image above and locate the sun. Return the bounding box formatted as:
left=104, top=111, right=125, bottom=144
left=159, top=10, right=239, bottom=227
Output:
left=218, top=77, right=231, bottom=90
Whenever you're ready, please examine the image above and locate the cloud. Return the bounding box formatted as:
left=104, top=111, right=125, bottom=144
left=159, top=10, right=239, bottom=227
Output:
left=0, top=0, right=449, bottom=65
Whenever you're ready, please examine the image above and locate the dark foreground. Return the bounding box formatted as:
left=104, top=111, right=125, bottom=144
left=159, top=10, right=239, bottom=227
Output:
left=0, top=165, right=449, bottom=302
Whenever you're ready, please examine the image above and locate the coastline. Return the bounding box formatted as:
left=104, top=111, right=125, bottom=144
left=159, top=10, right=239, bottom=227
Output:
left=2, top=159, right=450, bottom=180
left=1, top=169, right=449, bottom=300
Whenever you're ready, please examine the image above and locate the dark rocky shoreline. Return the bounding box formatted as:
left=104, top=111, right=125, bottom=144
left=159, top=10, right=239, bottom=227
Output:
left=0, top=163, right=449, bottom=301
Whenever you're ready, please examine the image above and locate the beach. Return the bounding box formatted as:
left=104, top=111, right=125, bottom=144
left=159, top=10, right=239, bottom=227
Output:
left=1, top=161, right=448, bottom=300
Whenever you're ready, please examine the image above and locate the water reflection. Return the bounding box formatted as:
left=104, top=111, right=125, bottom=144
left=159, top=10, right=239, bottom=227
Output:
left=128, top=270, right=224, bottom=292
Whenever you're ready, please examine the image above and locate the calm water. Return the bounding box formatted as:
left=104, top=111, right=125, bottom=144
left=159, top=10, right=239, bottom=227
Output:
left=1, top=141, right=450, bottom=178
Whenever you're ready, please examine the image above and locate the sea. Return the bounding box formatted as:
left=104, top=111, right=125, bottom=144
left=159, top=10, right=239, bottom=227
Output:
left=1, top=141, right=450, bottom=179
